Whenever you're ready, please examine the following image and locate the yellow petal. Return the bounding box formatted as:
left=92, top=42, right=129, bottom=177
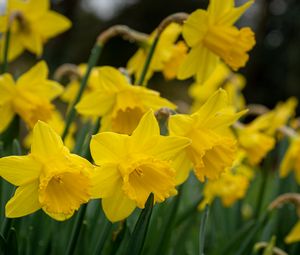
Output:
left=34, top=11, right=71, bottom=38
left=168, top=114, right=193, bottom=136
left=0, top=102, right=15, bottom=132
left=97, top=66, right=129, bottom=91
left=208, top=0, right=233, bottom=22
left=17, top=61, right=48, bottom=87
left=6, top=181, right=41, bottom=218
left=172, top=151, right=192, bottom=185
left=177, top=44, right=219, bottom=82
left=19, top=31, right=43, bottom=56
left=31, top=121, right=65, bottom=161
left=182, top=9, right=208, bottom=47
left=0, top=73, right=16, bottom=101
left=75, top=91, right=115, bottom=117
left=102, top=184, right=136, bottom=222
left=19, top=0, right=49, bottom=20
left=131, top=110, right=160, bottom=148
left=139, top=88, right=176, bottom=110
left=90, top=132, right=128, bottom=165
left=285, top=220, right=300, bottom=244
left=219, top=0, right=254, bottom=26
left=0, top=155, right=42, bottom=186
left=6, top=34, right=24, bottom=62
left=146, top=136, right=191, bottom=161
left=91, top=164, right=121, bottom=199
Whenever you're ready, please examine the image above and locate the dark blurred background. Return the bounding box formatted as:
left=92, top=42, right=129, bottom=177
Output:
left=12, top=0, right=300, bottom=112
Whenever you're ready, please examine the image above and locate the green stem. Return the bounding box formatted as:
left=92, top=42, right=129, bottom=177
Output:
left=199, top=204, right=210, bottom=255
left=1, top=29, right=11, bottom=74
left=155, top=186, right=183, bottom=254
left=136, top=36, right=159, bottom=86
left=61, top=43, right=102, bottom=141
left=93, top=220, right=112, bottom=255
left=66, top=204, right=87, bottom=255
left=72, top=121, right=92, bottom=154
left=255, top=169, right=268, bottom=218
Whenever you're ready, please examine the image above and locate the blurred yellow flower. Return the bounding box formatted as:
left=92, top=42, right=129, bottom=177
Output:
left=199, top=166, right=251, bottom=209
left=189, top=63, right=246, bottom=112
left=169, top=89, right=246, bottom=184
left=90, top=110, right=190, bottom=222
left=76, top=66, right=176, bottom=135
left=0, top=121, right=93, bottom=220
left=178, top=0, right=255, bottom=82
left=0, top=61, right=63, bottom=132
left=162, top=41, right=188, bottom=80
left=1, top=0, right=71, bottom=62
left=236, top=122, right=275, bottom=165
left=280, top=137, right=300, bottom=183
left=127, top=23, right=182, bottom=83
left=60, top=64, right=100, bottom=105
left=249, top=97, right=298, bottom=136
left=285, top=220, right=300, bottom=244
left=23, top=110, right=76, bottom=151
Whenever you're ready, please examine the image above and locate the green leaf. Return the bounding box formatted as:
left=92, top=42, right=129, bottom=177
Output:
left=124, top=193, right=154, bottom=255
left=5, top=227, right=18, bottom=255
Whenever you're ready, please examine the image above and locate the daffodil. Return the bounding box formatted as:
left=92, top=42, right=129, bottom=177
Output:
left=90, top=110, right=190, bottom=222
left=127, top=23, right=182, bottom=83
left=60, top=64, right=100, bottom=105
left=169, top=89, right=246, bottom=184
left=235, top=122, right=275, bottom=165
left=249, top=97, right=298, bottom=136
left=76, top=66, right=176, bottom=135
left=199, top=167, right=251, bottom=209
left=0, top=121, right=93, bottom=220
left=189, top=63, right=246, bottom=112
left=23, top=110, right=76, bottom=151
left=1, top=0, right=71, bottom=62
left=280, top=137, right=300, bottom=183
left=178, top=0, right=255, bottom=83
left=0, top=61, right=63, bottom=132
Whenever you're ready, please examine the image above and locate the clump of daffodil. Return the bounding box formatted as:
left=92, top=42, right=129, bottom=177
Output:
left=168, top=89, right=246, bottom=184
left=280, top=137, right=300, bottom=183
left=0, top=121, right=93, bottom=220
left=235, top=121, right=275, bottom=165
left=127, top=23, right=182, bottom=83
left=1, top=0, right=71, bottom=62
left=76, top=66, right=176, bottom=135
left=23, top=110, right=76, bottom=151
left=60, top=64, right=100, bottom=105
left=189, top=63, right=246, bottom=112
left=90, top=110, right=190, bottom=222
left=0, top=61, right=63, bottom=132
left=178, top=0, right=255, bottom=83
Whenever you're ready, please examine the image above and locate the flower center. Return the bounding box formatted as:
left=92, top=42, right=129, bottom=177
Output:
left=203, top=26, right=255, bottom=70
left=121, top=157, right=176, bottom=208
left=38, top=162, right=91, bottom=220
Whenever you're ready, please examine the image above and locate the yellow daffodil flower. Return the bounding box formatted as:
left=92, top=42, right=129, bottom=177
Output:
left=178, top=0, right=255, bottom=83
left=127, top=23, right=182, bottom=83
left=199, top=167, right=251, bottom=209
left=235, top=122, right=275, bottom=165
left=285, top=220, right=300, bottom=244
left=90, top=110, right=191, bottom=222
left=249, top=97, right=298, bottom=136
left=189, top=63, right=246, bottom=112
left=0, top=61, right=63, bottom=132
left=169, top=89, right=246, bottom=184
left=76, top=66, right=176, bottom=135
left=280, top=137, right=300, bottom=183
left=1, top=0, right=71, bottom=62
left=23, top=110, right=76, bottom=151
left=0, top=121, right=93, bottom=220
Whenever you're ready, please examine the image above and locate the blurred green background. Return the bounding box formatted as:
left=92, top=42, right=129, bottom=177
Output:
left=11, top=0, right=300, bottom=112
